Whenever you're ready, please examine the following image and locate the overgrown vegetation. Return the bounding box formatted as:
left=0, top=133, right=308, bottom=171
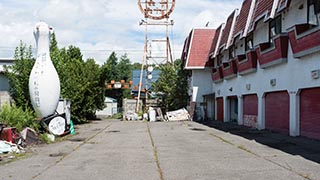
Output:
left=4, top=34, right=107, bottom=124
left=0, top=104, right=38, bottom=132
left=152, top=59, right=189, bottom=111
left=4, top=41, right=35, bottom=111
left=3, top=31, right=189, bottom=126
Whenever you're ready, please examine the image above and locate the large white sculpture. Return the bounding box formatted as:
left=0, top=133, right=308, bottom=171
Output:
left=29, top=22, right=60, bottom=118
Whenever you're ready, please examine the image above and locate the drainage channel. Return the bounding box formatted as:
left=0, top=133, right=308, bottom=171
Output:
left=31, top=123, right=112, bottom=180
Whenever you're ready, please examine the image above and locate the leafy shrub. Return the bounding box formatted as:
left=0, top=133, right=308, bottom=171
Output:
left=0, top=104, right=38, bottom=132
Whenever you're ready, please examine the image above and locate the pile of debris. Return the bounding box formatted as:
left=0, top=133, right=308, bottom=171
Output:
left=0, top=124, right=40, bottom=162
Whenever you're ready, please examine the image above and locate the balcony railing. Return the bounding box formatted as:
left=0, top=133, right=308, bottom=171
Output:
left=211, top=66, right=224, bottom=83
left=288, top=23, right=320, bottom=58
left=256, top=33, right=289, bottom=69
left=236, top=50, right=257, bottom=75
left=222, top=59, right=237, bottom=79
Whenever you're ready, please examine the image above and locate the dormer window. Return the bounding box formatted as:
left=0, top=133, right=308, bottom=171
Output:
left=308, top=0, right=320, bottom=27
left=245, top=34, right=254, bottom=51
left=269, top=15, right=282, bottom=44
left=229, top=46, right=235, bottom=60
left=216, top=48, right=224, bottom=66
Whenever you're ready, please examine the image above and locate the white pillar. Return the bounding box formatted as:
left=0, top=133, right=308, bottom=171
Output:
left=238, top=95, right=243, bottom=125
left=257, top=93, right=265, bottom=130
left=289, top=91, right=300, bottom=136
left=224, top=96, right=229, bottom=122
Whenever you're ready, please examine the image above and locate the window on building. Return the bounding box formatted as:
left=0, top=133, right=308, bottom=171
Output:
left=269, top=15, right=282, bottom=44
left=245, top=34, right=254, bottom=51
left=228, top=46, right=235, bottom=60
left=216, top=48, right=224, bottom=66
left=308, top=0, right=320, bottom=26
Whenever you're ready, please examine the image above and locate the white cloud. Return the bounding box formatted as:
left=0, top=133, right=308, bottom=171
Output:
left=0, top=0, right=242, bottom=64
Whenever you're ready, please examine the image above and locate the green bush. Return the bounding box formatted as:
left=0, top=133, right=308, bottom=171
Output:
left=0, top=104, right=39, bottom=132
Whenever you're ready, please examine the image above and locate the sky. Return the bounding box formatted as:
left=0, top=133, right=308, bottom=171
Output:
left=0, top=0, right=242, bottom=64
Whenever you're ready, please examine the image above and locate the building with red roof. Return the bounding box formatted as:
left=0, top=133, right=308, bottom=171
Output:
left=181, top=28, right=215, bottom=120
left=182, top=0, right=320, bottom=140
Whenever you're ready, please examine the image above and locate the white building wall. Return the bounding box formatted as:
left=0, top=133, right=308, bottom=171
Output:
left=283, top=0, right=307, bottom=30
left=214, top=47, right=320, bottom=99
left=191, top=69, right=213, bottom=120
left=253, top=20, right=269, bottom=45
left=192, top=69, right=213, bottom=103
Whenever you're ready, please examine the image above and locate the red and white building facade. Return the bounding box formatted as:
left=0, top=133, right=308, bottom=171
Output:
left=182, top=0, right=320, bottom=140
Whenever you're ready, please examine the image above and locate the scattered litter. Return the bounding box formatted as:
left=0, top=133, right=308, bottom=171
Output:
left=0, top=141, right=12, bottom=154
left=46, top=134, right=55, bottom=142
left=148, top=107, right=156, bottom=122
left=166, top=108, right=191, bottom=121
left=0, top=140, right=23, bottom=154
left=0, top=127, right=19, bottom=144
left=8, top=155, right=15, bottom=159
left=21, top=128, right=40, bottom=146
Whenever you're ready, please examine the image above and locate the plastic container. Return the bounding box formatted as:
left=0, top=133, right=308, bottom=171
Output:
left=149, top=108, right=156, bottom=122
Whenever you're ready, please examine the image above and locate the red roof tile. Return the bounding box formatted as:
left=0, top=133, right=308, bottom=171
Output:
left=209, top=25, right=223, bottom=56
left=219, top=10, right=236, bottom=48
left=277, top=0, right=291, bottom=12
left=234, top=0, right=253, bottom=37
left=185, top=29, right=216, bottom=69
left=181, top=31, right=192, bottom=62
left=250, top=0, right=274, bottom=31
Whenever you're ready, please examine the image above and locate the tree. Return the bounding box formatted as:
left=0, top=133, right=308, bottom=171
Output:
left=152, top=59, right=189, bottom=111
left=152, top=63, right=178, bottom=111
left=171, top=59, right=189, bottom=109
left=117, top=54, right=132, bottom=82
left=103, top=52, right=119, bottom=82
left=5, top=41, right=34, bottom=110
left=52, top=46, right=106, bottom=122
left=101, top=52, right=133, bottom=107
left=131, top=62, right=142, bottom=70
left=49, top=36, right=106, bottom=123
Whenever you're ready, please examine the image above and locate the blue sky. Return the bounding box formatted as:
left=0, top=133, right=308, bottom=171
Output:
left=0, top=0, right=242, bottom=64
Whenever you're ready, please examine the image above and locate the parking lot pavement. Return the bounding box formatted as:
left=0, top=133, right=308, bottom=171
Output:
left=1, top=119, right=320, bottom=180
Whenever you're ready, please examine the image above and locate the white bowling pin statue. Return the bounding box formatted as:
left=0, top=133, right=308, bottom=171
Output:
left=29, top=22, right=60, bottom=118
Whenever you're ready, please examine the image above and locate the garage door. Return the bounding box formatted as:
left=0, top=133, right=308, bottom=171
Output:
left=300, top=88, right=320, bottom=140
left=243, top=94, right=258, bottom=128
left=265, top=91, right=289, bottom=134
left=216, top=97, right=224, bottom=121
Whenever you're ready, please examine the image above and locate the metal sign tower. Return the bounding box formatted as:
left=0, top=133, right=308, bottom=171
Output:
left=136, top=0, right=175, bottom=112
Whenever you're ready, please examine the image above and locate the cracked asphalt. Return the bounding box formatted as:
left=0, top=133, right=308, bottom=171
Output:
left=1, top=119, right=320, bottom=180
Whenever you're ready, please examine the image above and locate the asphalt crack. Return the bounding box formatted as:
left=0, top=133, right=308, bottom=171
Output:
left=147, top=122, right=164, bottom=180
left=208, top=132, right=312, bottom=180
left=31, top=122, right=112, bottom=180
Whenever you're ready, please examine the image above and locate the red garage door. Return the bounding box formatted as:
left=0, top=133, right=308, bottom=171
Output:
left=265, top=91, right=289, bottom=134
left=300, top=88, right=320, bottom=140
left=243, top=94, right=258, bottom=128
left=216, top=97, right=224, bottom=121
